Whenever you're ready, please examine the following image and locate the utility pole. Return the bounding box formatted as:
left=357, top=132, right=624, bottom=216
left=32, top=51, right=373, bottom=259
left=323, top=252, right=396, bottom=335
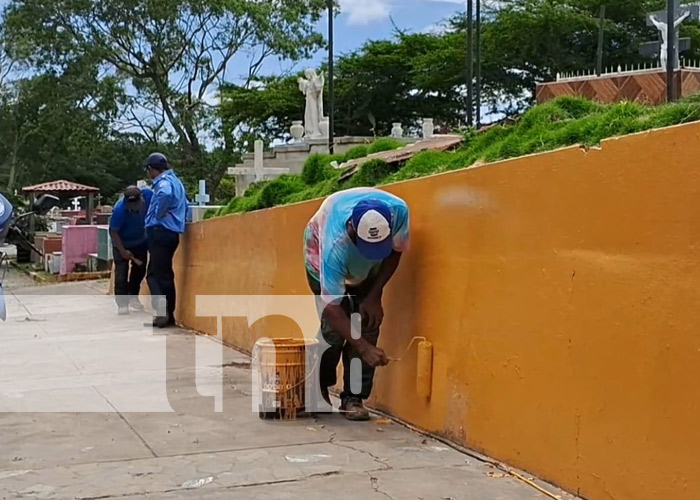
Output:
left=596, top=5, right=606, bottom=76
left=475, top=0, right=481, bottom=129
left=328, top=0, right=335, bottom=153
left=466, top=0, right=474, bottom=127
left=667, top=0, right=676, bottom=102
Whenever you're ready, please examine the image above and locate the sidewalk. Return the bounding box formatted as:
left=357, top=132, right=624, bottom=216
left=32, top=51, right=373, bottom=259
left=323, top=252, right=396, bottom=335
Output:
left=0, top=283, right=579, bottom=499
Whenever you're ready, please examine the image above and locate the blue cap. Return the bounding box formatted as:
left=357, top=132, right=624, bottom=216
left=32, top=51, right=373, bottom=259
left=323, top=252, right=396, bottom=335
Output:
left=352, top=199, right=393, bottom=260
left=146, top=152, right=169, bottom=170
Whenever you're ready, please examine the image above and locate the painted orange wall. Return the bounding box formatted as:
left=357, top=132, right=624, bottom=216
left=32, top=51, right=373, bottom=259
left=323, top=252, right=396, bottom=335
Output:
left=173, top=122, right=700, bottom=500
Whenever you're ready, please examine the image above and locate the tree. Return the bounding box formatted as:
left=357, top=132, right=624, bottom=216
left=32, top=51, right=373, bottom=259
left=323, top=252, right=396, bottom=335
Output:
left=220, top=31, right=471, bottom=145
left=0, top=56, right=150, bottom=199
left=2, top=0, right=328, bottom=197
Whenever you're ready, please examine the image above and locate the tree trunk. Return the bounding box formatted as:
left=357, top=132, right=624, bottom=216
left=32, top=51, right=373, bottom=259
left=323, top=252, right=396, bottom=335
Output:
left=6, top=126, right=20, bottom=191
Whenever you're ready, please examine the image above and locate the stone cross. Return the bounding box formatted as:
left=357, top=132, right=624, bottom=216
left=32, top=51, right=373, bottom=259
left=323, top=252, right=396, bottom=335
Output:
left=195, top=179, right=210, bottom=206
left=640, top=5, right=700, bottom=69
left=227, top=140, right=290, bottom=197
left=70, top=197, right=81, bottom=211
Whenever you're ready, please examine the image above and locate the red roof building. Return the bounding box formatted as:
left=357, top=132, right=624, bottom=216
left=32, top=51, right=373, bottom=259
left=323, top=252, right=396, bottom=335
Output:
left=22, top=180, right=100, bottom=195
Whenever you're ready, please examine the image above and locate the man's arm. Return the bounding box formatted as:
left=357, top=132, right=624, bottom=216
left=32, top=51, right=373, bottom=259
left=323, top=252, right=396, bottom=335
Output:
left=319, top=253, right=388, bottom=367
left=322, top=302, right=388, bottom=367
left=359, top=251, right=402, bottom=331
left=153, top=182, right=173, bottom=220
left=110, top=230, right=133, bottom=260
left=368, top=251, right=402, bottom=299
left=109, top=206, right=132, bottom=260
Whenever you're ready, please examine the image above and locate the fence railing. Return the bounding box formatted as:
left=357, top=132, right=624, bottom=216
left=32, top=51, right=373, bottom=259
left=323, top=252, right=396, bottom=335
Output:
left=555, top=59, right=700, bottom=83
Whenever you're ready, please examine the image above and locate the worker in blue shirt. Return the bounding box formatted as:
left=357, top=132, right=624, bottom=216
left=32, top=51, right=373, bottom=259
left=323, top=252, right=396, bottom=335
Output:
left=144, top=152, right=187, bottom=328
left=110, top=186, right=152, bottom=315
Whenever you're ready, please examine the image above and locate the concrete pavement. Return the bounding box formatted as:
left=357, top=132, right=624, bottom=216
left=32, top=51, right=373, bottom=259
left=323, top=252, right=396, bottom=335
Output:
left=0, top=278, right=579, bottom=500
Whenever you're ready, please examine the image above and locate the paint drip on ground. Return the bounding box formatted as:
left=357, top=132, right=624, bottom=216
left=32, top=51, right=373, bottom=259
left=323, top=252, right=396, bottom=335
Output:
left=284, top=454, right=331, bottom=463
left=181, top=476, right=214, bottom=489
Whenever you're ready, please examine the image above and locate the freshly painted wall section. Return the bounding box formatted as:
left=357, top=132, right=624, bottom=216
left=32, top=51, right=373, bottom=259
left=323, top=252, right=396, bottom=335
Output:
left=171, top=122, right=700, bottom=500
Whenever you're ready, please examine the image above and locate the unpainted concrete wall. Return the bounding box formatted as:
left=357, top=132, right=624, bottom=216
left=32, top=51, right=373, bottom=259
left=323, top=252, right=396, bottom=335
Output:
left=172, top=121, right=700, bottom=500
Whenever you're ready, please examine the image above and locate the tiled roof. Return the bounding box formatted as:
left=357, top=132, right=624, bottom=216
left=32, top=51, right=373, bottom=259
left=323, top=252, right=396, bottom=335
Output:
left=22, top=180, right=100, bottom=194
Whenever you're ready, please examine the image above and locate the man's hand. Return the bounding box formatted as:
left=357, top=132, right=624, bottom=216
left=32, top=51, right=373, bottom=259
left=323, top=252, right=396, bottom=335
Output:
left=358, top=342, right=389, bottom=367
left=360, top=294, right=384, bottom=331
left=120, top=249, right=135, bottom=261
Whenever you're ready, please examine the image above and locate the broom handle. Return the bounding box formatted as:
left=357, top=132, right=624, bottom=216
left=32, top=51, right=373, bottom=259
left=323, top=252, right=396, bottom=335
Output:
left=387, top=336, right=427, bottom=362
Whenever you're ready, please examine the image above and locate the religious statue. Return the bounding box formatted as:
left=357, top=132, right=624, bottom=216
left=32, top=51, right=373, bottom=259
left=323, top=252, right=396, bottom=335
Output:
left=650, top=9, right=691, bottom=70
left=298, top=69, right=324, bottom=139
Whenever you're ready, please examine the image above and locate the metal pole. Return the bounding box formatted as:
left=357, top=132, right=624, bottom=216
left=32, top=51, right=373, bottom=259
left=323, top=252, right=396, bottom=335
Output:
left=667, top=0, right=676, bottom=102
left=596, top=5, right=606, bottom=76
left=475, top=0, right=481, bottom=128
left=466, top=0, right=474, bottom=127
left=328, top=0, right=335, bottom=153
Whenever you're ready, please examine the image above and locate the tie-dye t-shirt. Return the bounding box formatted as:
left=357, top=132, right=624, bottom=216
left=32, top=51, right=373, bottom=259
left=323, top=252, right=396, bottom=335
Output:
left=304, top=187, right=410, bottom=301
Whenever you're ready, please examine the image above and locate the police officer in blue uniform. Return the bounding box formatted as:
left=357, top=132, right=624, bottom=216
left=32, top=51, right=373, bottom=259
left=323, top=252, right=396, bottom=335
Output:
left=144, top=153, right=187, bottom=328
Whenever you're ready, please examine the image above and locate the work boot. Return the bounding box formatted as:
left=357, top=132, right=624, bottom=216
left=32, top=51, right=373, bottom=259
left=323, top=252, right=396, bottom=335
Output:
left=340, top=397, right=370, bottom=421
left=152, top=316, right=169, bottom=328
left=117, top=306, right=129, bottom=316
left=130, top=297, right=144, bottom=311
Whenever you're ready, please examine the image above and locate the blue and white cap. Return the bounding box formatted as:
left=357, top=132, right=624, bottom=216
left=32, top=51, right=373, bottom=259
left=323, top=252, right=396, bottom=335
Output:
left=351, top=199, right=393, bottom=260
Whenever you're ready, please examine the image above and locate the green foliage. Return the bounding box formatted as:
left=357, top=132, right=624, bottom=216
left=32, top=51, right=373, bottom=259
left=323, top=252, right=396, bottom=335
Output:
left=342, top=145, right=370, bottom=161
left=386, top=151, right=450, bottom=183
left=214, top=177, right=236, bottom=205
left=207, top=96, right=700, bottom=219
left=346, top=159, right=393, bottom=188
left=301, top=154, right=341, bottom=185
left=367, top=138, right=403, bottom=154
left=258, top=175, right=306, bottom=208
left=3, top=0, right=327, bottom=197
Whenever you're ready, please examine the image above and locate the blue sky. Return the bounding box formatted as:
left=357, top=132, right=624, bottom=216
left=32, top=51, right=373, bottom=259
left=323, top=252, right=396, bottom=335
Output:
left=263, top=0, right=465, bottom=75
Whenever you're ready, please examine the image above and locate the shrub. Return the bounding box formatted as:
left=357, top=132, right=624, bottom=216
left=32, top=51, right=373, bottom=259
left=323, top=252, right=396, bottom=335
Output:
left=346, top=159, right=393, bottom=188
left=301, top=153, right=344, bottom=185
left=205, top=96, right=700, bottom=218
left=258, top=175, right=306, bottom=208
left=367, top=137, right=403, bottom=154
left=343, top=145, right=370, bottom=161
left=388, top=150, right=450, bottom=182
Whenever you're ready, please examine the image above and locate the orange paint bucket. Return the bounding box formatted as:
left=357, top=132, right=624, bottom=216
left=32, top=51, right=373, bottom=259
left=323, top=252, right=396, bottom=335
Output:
left=253, top=338, right=319, bottom=420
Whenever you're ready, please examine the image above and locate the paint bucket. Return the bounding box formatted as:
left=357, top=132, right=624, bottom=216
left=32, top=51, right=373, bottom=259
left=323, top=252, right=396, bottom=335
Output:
left=253, top=337, right=319, bottom=420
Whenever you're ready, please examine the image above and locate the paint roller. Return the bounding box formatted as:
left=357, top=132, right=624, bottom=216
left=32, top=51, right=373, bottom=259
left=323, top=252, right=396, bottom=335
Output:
left=387, top=336, right=433, bottom=399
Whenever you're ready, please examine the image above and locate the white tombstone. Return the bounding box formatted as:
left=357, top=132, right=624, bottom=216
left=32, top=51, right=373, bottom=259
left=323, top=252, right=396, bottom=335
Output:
left=422, top=118, right=434, bottom=139
left=195, top=179, right=210, bottom=206
left=227, top=140, right=291, bottom=197
left=70, top=197, right=81, bottom=211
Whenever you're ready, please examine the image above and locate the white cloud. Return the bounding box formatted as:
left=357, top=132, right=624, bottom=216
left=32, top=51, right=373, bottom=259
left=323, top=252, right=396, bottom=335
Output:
left=424, top=0, right=506, bottom=7
left=340, top=0, right=391, bottom=25
left=421, top=22, right=448, bottom=34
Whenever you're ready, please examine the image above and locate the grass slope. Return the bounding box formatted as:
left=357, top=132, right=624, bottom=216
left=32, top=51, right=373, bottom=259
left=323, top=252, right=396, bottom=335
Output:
left=207, top=96, right=700, bottom=219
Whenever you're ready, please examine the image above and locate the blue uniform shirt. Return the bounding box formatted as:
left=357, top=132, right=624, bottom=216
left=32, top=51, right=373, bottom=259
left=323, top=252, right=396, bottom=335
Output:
left=0, top=193, right=13, bottom=233
left=109, top=189, right=152, bottom=248
left=145, top=169, right=188, bottom=233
